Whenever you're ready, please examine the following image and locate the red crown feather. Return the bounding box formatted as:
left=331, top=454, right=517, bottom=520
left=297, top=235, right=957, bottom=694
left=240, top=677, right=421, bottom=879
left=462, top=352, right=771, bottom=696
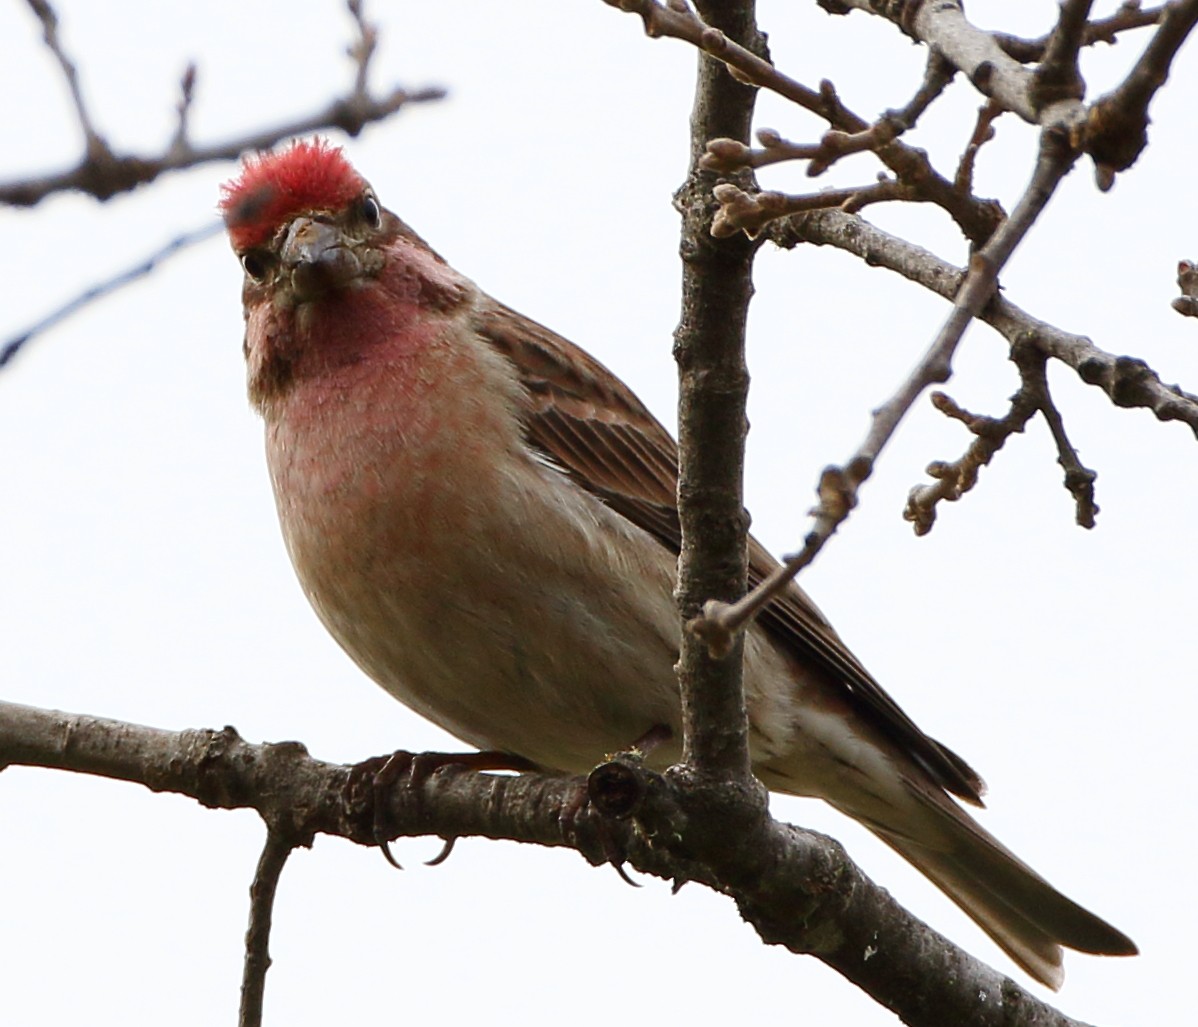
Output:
left=220, top=139, right=365, bottom=251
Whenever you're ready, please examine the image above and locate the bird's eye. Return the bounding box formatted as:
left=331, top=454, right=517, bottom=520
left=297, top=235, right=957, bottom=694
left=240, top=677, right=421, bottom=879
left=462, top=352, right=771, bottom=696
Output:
left=241, top=250, right=272, bottom=281
left=360, top=194, right=382, bottom=229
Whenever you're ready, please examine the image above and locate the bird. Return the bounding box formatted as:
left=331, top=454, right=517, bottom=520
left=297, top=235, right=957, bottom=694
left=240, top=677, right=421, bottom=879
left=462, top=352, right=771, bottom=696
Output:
left=220, top=138, right=1136, bottom=989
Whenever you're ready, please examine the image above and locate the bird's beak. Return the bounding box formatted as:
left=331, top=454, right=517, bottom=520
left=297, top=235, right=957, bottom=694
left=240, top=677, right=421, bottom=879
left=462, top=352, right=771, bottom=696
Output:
left=280, top=216, right=364, bottom=303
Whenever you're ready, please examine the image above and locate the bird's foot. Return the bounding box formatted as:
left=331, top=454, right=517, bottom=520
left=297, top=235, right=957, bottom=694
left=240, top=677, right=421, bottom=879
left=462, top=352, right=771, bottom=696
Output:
left=344, top=749, right=538, bottom=868
left=567, top=724, right=673, bottom=887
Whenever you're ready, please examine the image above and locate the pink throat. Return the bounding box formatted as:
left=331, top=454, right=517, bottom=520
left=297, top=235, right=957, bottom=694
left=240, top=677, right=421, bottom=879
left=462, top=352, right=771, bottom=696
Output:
left=245, top=237, right=470, bottom=412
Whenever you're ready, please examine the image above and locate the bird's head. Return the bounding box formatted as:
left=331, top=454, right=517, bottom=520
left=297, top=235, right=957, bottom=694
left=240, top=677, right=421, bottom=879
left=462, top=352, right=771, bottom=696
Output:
left=221, top=139, right=466, bottom=413
left=220, top=138, right=397, bottom=309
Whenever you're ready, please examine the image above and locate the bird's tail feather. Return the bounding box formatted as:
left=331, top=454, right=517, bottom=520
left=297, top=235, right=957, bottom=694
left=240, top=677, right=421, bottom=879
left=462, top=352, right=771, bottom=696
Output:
left=846, top=786, right=1137, bottom=989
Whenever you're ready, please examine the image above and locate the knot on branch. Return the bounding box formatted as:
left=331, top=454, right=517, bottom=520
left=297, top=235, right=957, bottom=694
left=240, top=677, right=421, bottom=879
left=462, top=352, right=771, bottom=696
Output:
left=1084, top=96, right=1148, bottom=186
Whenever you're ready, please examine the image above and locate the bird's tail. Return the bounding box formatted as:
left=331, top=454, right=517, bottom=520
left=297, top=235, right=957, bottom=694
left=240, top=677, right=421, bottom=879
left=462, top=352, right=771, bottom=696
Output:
left=842, top=785, right=1137, bottom=989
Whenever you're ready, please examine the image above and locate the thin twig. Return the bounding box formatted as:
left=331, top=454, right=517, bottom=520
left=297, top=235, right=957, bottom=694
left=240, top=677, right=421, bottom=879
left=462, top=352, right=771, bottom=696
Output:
left=701, top=51, right=955, bottom=177
left=1037, top=373, right=1099, bottom=528
left=606, top=0, right=1003, bottom=244
left=903, top=381, right=1042, bottom=536
left=166, top=63, right=198, bottom=160
left=905, top=340, right=1097, bottom=533
left=954, top=101, right=1004, bottom=194
left=770, top=206, right=1198, bottom=436
left=994, top=2, right=1167, bottom=62
left=239, top=829, right=297, bottom=1027
left=3, top=0, right=445, bottom=207
left=0, top=222, right=223, bottom=370
left=25, top=0, right=102, bottom=152
left=711, top=179, right=916, bottom=237
left=346, top=0, right=378, bottom=96
left=692, top=127, right=1082, bottom=649
left=802, top=51, right=957, bottom=177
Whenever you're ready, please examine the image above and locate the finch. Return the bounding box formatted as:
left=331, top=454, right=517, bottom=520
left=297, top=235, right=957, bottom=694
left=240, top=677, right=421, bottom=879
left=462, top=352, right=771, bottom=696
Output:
left=221, top=139, right=1135, bottom=988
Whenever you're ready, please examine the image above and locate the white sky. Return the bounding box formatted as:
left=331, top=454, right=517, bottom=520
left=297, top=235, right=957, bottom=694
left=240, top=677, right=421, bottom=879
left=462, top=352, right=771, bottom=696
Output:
left=1, top=2, right=1194, bottom=1024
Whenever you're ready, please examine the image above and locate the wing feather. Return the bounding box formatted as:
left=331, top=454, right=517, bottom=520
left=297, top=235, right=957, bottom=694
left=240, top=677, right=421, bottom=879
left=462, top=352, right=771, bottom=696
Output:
left=477, top=302, right=984, bottom=804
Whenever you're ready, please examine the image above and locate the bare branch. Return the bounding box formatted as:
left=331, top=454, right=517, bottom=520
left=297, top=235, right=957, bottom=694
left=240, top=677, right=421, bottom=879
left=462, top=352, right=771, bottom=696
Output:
left=905, top=342, right=1097, bottom=534
left=904, top=384, right=1042, bottom=536
left=167, top=63, right=198, bottom=159
left=0, top=699, right=1104, bottom=1027
left=711, top=179, right=916, bottom=238
left=831, top=0, right=1196, bottom=185
left=1037, top=368, right=1100, bottom=529
left=993, top=3, right=1168, bottom=62
left=239, top=830, right=298, bottom=1027
left=607, top=0, right=1003, bottom=244
left=768, top=207, right=1198, bottom=436
left=1032, top=0, right=1095, bottom=109
left=1, top=222, right=223, bottom=371
left=346, top=0, right=378, bottom=96
left=671, top=0, right=760, bottom=782
left=1086, top=0, right=1198, bottom=185
left=2, top=0, right=445, bottom=207
left=836, top=0, right=1046, bottom=121
left=24, top=0, right=102, bottom=153
left=605, top=0, right=826, bottom=111
left=954, top=100, right=1005, bottom=194
left=694, top=126, right=1082, bottom=646
left=702, top=51, right=955, bottom=177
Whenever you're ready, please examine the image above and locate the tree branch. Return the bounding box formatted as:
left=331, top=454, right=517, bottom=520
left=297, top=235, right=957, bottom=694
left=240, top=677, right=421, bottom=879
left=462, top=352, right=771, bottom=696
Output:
left=606, top=0, right=1003, bottom=244
left=992, top=3, right=1168, bottom=63
left=239, top=829, right=299, bottom=1027
left=769, top=207, right=1198, bottom=437
left=670, top=0, right=761, bottom=783
left=1, top=221, right=223, bottom=370
left=701, top=50, right=955, bottom=178
left=0, top=700, right=1102, bottom=1027
left=1085, top=0, right=1198, bottom=184
left=2, top=0, right=444, bottom=207
left=711, top=178, right=917, bottom=238
left=829, top=0, right=1195, bottom=188
left=693, top=124, right=1082, bottom=645
left=905, top=341, right=1098, bottom=534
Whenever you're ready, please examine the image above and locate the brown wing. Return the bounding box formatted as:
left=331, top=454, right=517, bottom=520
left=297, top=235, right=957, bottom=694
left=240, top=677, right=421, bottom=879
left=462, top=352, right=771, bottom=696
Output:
left=477, top=301, right=984, bottom=805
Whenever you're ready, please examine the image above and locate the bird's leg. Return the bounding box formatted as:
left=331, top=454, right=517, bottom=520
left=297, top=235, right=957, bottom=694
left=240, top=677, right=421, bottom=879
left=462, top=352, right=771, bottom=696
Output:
left=626, top=723, right=673, bottom=761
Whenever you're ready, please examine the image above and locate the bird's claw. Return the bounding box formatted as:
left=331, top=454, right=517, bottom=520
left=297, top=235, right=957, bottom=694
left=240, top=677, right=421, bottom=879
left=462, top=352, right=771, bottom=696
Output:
left=345, top=749, right=538, bottom=869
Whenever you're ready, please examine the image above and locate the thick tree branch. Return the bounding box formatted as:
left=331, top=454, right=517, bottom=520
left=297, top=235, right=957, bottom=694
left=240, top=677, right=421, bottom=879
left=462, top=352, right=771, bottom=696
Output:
left=670, top=0, right=761, bottom=783
left=829, top=0, right=1193, bottom=188
left=0, top=701, right=1100, bottom=1027
left=2, top=0, right=444, bottom=207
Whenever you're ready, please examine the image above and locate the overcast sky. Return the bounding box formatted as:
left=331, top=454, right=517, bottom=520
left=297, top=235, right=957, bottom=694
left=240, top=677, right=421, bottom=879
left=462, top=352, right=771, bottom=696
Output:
left=2, top=2, right=1194, bottom=1024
